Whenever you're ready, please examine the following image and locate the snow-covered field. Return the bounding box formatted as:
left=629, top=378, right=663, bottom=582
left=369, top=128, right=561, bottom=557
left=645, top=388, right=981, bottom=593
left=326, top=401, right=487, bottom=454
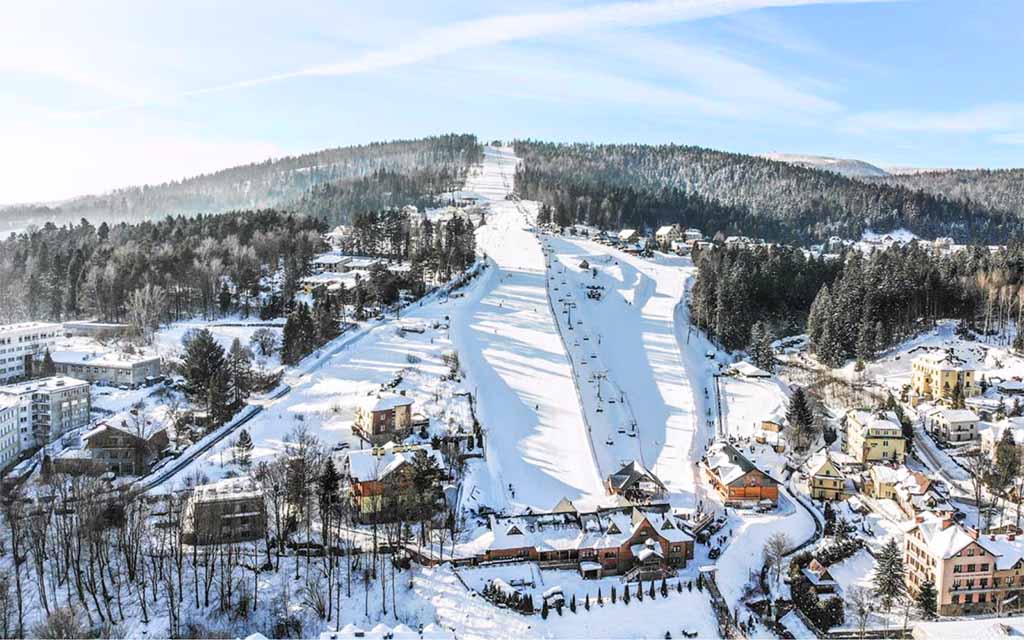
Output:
left=155, top=317, right=284, bottom=368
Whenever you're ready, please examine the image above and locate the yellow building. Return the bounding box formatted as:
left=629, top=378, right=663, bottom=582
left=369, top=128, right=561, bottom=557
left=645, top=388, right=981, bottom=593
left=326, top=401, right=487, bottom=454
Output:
left=805, top=451, right=848, bottom=501
left=866, top=464, right=899, bottom=500
left=905, top=518, right=1024, bottom=616
left=845, top=409, right=906, bottom=464
left=911, top=352, right=979, bottom=404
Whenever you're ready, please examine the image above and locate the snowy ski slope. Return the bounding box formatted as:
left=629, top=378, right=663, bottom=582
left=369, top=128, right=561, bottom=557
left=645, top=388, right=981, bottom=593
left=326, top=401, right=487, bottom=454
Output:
left=452, top=147, right=607, bottom=512
left=543, top=236, right=718, bottom=507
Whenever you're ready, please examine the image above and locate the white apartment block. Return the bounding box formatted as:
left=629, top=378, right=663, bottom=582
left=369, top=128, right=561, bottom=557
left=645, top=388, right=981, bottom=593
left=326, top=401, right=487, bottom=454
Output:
left=0, top=322, right=61, bottom=382
left=0, top=376, right=91, bottom=452
left=0, top=397, right=18, bottom=466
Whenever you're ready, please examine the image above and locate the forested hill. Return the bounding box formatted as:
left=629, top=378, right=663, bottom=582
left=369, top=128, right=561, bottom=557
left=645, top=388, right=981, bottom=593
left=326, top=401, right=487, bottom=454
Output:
left=0, top=134, right=482, bottom=233
left=513, top=140, right=1022, bottom=244
left=865, top=168, right=1024, bottom=219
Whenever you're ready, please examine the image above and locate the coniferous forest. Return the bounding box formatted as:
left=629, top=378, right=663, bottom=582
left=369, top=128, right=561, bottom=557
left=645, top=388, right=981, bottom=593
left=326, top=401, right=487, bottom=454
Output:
left=513, top=140, right=1022, bottom=244
left=691, top=241, right=1024, bottom=365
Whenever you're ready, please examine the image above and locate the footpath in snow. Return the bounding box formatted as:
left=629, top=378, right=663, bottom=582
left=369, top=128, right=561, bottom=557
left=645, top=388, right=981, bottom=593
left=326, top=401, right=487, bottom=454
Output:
left=451, top=148, right=606, bottom=512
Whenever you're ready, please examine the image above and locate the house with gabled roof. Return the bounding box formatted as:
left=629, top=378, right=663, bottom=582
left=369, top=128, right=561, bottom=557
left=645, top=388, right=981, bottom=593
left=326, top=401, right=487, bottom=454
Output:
left=605, top=460, right=667, bottom=502
left=703, top=441, right=780, bottom=507
left=353, top=393, right=414, bottom=445
left=804, top=450, right=850, bottom=501
left=461, top=505, right=694, bottom=581
left=905, top=516, right=1024, bottom=616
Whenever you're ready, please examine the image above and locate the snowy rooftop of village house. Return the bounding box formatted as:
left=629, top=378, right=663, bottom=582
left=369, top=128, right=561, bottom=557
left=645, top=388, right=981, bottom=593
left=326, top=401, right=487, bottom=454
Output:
left=705, top=441, right=767, bottom=485
left=190, top=476, right=262, bottom=503
left=459, top=507, right=693, bottom=557
left=930, top=408, right=979, bottom=422
left=905, top=514, right=1024, bottom=571
left=50, top=347, right=160, bottom=368
left=606, top=459, right=665, bottom=492
left=0, top=321, right=62, bottom=334
left=913, top=616, right=1024, bottom=640
left=0, top=376, right=89, bottom=395
left=342, top=443, right=442, bottom=483
left=319, top=622, right=452, bottom=639
left=914, top=349, right=970, bottom=370
left=727, top=361, right=772, bottom=378
left=311, top=252, right=352, bottom=266
left=848, top=409, right=902, bottom=434
left=358, top=392, right=415, bottom=412
left=979, top=417, right=1024, bottom=444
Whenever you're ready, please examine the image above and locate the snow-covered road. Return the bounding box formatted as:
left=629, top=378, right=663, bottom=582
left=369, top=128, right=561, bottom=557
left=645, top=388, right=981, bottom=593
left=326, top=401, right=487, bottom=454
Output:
left=451, top=148, right=606, bottom=512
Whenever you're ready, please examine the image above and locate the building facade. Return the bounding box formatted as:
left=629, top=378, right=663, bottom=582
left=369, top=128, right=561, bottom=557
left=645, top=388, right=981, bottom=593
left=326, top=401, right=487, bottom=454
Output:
left=0, top=397, right=18, bottom=466
left=928, top=409, right=979, bottom=444
left=703, top=441, right=780, bottom=507
left=182, top=478, right=267, bottom=545
left=353, top=394, right=414, bottom=445
left=0, top=322, right=61, bottom=382
left=0, top=377, right=91, bottom=451
left=342, top=443, right=444, bottom=523
left=51, top=349, right=161, bottom=387
left=845, top=410, right=906, bottom=464
left=912, top=353, right=980, bottom=404
left=805, top=452, right=849, bottom=501
left=905, top=518, right=1024, bottom=616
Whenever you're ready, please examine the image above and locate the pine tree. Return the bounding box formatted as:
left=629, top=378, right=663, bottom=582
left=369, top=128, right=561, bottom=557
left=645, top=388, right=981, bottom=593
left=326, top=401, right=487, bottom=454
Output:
left=226, top=337, right=254, bottom=406
left=218, top=282, right=232, bottom=316
left=38, top=349, right=56, bottom=377
left=785, top=386, right=818, bottom=451
left=597, top=588, right=603, bottom=606
left=181, top=328, right=227, bottom=415
left=623, top=586, right=630, bottom=605
left=873, top=538, right=906, bottom=614
left=661, top=578, right=668, bottom=597
left=584, top=594, right=590, bottom=610
left=915, top=580, right=937, bottom=620
left=234, top=429, right=254, bottom=470
left=611, top=586, right=617, bottom=603
left=570, top=594, right=577, bottom=612
left=541, top=599, right=549, bottom=619
left=649, top=581, right=656, bottom=599
left=749, top=321, right=776, bottom=373
left=636, top=581, right=643, bottom=601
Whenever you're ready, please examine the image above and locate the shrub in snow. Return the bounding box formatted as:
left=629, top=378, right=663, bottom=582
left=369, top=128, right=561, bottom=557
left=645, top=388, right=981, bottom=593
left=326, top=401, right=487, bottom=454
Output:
left=611, top=586, right=617, bottom=603
left=597, top=588, right=603, bottom=606
left=570, top=595, right=577, bottom=613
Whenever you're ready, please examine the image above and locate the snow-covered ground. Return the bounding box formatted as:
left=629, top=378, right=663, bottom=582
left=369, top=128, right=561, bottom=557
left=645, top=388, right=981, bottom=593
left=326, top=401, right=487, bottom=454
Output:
left=155, top=317, right=284, bottom=368
left=540, top=237, right=719, bottom=507
left=451, top=148, right=606, bottom=513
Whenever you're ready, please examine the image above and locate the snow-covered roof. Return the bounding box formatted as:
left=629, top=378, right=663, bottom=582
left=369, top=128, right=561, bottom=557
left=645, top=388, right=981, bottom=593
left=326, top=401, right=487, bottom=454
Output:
left=869, top=464, right=900, bottom=485
left=914, top=350, right=970, bottom=371
left=655, top=225, right=678, bottom=236
left=979, top=417, right=1024, bottom=445
left=847, top=409, right=901, bottom=436
left=933, top=409, right=979, bottom=423
left=729, top=361, right=771, bottom=378
left=914, top=617, right=1024, bottom=640
left=344, top=443, right=442, bottom=483
left=358, top=393, right=414, bottom=413
left=190, top=477, right=262, bottom=503
left=0, top=376, right=89, bottom=396
left=705, top=441, right=777, bottom=487
left=474, top=507, right=692, bottom=556
left=0, top=321, right=61, bottom=336
left=50, top=348, right=159, bottom=369
left=618, top=229, right=638, bottom=240
left=804, top=450, right=843, bottom=478
left=312, top=253, right=352, bottom=266
left=606, top=459, right=666, bottom=493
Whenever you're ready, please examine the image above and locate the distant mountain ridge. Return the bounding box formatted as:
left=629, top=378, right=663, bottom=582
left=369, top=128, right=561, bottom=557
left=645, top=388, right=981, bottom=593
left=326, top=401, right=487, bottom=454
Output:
left=761, top=153, right=890, bottom=178
left=0, top=134, right=481, bottom=233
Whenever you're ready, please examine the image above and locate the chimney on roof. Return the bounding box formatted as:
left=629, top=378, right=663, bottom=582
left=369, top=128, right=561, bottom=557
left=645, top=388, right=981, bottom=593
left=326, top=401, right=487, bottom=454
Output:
left=969, top=528, right=979, bottom=540
left=941, top=518, right=953, bottom=530
left=916, top=515, right=924, bottom=523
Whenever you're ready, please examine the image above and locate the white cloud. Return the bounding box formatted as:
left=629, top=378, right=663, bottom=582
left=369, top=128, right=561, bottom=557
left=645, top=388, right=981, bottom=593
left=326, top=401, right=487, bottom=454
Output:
left=71, top=0, right=893, bottom=116
left=842, top=103, right=1024, bottom=135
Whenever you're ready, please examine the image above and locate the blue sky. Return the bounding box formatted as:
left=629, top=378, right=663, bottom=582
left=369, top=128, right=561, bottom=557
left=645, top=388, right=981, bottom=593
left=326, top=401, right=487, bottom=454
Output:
left=2, top=0, right=1022, bottom=203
